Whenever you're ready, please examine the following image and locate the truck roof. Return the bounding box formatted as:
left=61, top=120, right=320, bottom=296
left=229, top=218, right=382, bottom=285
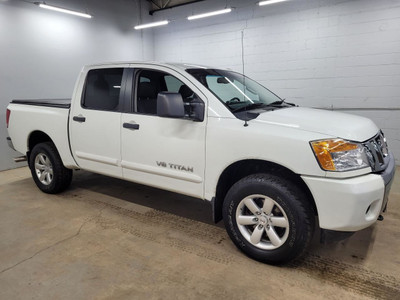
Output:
left=83, top=61, right=216, bottom=72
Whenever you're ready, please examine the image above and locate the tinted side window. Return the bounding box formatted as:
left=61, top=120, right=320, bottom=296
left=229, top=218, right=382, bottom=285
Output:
left=83, top=68, right=124, bottom=111
left=136, top=70, right=195, bottom=116
left=164, top=75, right=182, bottom=92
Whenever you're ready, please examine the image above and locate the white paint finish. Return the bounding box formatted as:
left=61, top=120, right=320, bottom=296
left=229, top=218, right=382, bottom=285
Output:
left=203, top=106, right=379, bottom=200
left=68, top=63, right=132, bottom=177
left=0, top=0, right=153, bottom=170
left=7, top=61, right=396, bottom=234
left=70, top=109, right=123, bottom=177
left=152, top=0, right=400, bottom=164
left=6, top=103, right=76, bottom=168
left=121, top=161, right=203, bottom=184
left=75, top=151, right=119, bottom=166
left=254, top=107, right=379, bottom=142
left=121, top=111, right=206, bottom=198
left=302, top=173, right=384, bottom=231
left=203, top=115, right=328, bottom=200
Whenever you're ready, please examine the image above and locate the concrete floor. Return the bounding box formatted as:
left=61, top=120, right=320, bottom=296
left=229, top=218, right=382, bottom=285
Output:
left=0, top=167, right=399, bottom=300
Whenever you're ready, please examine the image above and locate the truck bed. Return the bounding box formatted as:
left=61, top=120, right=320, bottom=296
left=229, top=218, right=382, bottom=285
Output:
left=11, top=99, right=71, bottom=109
left=7, top=99, right=77, bottom=168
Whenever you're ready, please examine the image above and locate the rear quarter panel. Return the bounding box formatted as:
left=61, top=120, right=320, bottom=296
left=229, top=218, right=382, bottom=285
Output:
left=7, top=103, right=77, bottom=168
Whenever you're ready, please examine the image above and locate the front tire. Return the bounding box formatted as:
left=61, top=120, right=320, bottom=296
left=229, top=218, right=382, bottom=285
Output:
left=29, top=142, right=73, bottom=194
left=223, top=174, right=314, bottom=265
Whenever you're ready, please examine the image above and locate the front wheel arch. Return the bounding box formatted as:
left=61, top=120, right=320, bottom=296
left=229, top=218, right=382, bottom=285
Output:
left=213, top=159, right=317, bottom=223
left=223, top=173, right=315, bottom=264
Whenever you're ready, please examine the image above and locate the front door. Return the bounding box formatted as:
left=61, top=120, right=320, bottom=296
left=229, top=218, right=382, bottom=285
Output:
left=121, top=66, right=207, bottom=198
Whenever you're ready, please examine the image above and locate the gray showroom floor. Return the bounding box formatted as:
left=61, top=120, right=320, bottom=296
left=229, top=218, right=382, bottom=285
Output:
left=0, top=166, right=399, bottom=299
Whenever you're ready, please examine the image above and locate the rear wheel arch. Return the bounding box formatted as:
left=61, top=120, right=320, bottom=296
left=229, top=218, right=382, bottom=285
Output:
left=213, top=159, right=317, bottom=223
left=29, top=142, right=73, bottom=193
left=27, top=131, right=53, bottom=162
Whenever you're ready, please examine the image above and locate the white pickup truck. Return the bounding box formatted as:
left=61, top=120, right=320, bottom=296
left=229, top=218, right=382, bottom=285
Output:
left=6, top=62, right=395, bottom=264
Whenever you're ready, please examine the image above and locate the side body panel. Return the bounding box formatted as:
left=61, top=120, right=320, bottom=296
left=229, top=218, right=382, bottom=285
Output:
left=69, top=109, right=122, bottom=177
left=68, top=65, right=131, bottom=178
left=203, top=116, right=330, bottom=201
left=121, top=64, right=208, bottom=198
left=7, top=103, right=77, bottom=168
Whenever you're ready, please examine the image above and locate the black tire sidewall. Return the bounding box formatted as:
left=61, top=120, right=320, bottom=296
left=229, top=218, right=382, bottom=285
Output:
left=29, top=142, right=71, bottom=194
left=223, top=174, right=313, bottom=264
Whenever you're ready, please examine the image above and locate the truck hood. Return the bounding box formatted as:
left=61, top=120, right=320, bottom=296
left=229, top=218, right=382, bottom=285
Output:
left=253, top=107, right=379, bottom=142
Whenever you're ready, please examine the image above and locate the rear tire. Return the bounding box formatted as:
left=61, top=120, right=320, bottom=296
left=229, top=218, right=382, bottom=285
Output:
left=223, top=173, right=314, bottom=265
left=29, top=142, right=73, bottom=194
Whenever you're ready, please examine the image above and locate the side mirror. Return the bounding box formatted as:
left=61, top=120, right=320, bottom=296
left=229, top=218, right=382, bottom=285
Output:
left=157, top=92, right=185, bottom=118
left=189, top=97, right=205, bottom=122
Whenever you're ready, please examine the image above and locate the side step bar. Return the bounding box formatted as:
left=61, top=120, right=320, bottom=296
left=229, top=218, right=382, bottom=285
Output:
left=14, top=156, right=27, bottom=163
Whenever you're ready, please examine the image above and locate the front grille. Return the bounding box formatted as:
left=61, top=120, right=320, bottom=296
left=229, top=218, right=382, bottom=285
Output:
left=364, top=131, right=389, bottom=172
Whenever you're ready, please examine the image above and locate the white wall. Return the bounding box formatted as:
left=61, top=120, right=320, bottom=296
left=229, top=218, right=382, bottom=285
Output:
left=0, top=0, right=153, bottom=170
left=153, top=0, right=400, bottom=164
left=2, top=0, right=399, bottom=170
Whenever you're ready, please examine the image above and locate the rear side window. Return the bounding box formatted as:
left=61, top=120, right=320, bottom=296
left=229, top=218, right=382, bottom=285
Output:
left=83, top=68, right=124, bottom=111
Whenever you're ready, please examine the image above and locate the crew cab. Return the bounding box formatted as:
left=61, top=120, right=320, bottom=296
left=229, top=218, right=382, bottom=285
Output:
left=6, top=62, right=396, bottom=264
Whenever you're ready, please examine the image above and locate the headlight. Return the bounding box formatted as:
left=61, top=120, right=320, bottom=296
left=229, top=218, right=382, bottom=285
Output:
left=310, top=139, right=369, bottom=171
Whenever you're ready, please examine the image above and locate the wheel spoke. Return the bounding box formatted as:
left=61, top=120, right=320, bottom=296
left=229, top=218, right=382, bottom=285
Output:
left=39, top=155, right=47, bottom=165
left=44, top=158, right=50, bottom=167
left=35, top=163, right=45, bottom=170
left=270, top=216, right=289, bottom=228
left=266, top=227, right=282, bottom=247
left=262, top=198, right=275, bottom=214
left=237, top=215, right=257, bottom=226
left=244, top=198, right=261, bottom=215
left=236, top=193, right=290, bottom=251
left=46, top=173, right=52, bottom=184
left=39, top=171, right=46, bottom=182
left=250, top=226, right=264, bottom=244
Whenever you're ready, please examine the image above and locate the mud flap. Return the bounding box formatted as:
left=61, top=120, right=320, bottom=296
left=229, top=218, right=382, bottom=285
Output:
left=320, top=229, right=355, bottom=244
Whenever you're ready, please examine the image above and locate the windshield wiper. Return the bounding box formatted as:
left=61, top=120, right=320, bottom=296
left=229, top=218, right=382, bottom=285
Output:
left=232, top=102, right=269, bottom=113
left=269, top=100, right=284, bottom=105
left=232, top=99, right=296, bottom=113
left=269, top=99, right=296, bottom=106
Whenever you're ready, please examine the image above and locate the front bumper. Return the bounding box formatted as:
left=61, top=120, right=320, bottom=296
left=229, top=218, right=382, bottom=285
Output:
left=302, top=152, right=395, bottom=232
left=380, top=152, right=395, bottom=213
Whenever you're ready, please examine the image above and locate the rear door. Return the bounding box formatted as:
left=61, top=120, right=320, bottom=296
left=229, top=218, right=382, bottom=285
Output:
left=69, top=66, right=129, bottom=178
left=121, top=65, right=207, bottom=198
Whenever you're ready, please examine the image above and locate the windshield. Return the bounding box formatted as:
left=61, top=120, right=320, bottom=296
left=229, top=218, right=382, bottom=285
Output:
left=186, top=69, right=283, bottom=113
